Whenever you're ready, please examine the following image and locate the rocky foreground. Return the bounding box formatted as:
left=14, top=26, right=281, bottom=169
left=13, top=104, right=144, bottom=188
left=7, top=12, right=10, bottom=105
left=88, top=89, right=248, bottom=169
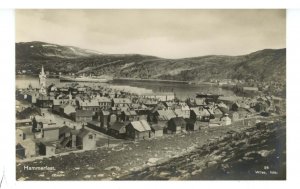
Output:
left=16, top=117, right=285, bottom=181
left=120, top=120, right=286, bottom=180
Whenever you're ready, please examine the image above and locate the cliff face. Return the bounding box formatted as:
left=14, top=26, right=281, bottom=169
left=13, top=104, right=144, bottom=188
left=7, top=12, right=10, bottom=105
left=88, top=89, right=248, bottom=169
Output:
left=16, top=42, right=286, bottom=82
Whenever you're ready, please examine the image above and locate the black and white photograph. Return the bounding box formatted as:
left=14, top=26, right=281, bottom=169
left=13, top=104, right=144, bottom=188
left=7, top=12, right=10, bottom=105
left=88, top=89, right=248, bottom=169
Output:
left=13, top=9, right=286, bottom=181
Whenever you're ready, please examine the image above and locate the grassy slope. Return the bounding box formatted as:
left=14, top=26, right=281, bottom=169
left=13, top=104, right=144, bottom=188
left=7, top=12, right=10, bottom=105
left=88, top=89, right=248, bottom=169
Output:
left=16, top=42, right=286, bottom=82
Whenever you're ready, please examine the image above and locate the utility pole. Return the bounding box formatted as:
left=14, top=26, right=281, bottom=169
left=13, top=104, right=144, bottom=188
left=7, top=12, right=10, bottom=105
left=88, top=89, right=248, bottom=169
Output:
left=107, top=134, right=110, bottom=148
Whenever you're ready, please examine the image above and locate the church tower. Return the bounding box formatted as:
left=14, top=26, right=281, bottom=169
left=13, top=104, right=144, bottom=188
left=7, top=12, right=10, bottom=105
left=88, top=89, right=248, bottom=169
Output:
left=39, top=66, right=47, bottom=95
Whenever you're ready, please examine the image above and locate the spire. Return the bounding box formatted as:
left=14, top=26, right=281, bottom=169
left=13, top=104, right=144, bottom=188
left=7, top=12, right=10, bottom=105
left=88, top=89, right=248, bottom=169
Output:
left=41, top=65, right=45, bottom=75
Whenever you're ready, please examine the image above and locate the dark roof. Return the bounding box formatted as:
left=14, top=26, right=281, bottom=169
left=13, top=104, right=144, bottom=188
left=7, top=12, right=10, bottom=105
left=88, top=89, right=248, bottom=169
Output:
left=170, top=117, right=186, bottom=126
left=87, top=120, right=101, bottom=127
left=184, top=118, right=196, bottom=124
left=43, top=127, right=60, bottom=131
left=136, top=109, right=150, bottom=115
left=59, top=126, right=71, bottom=135
left=76, top=110, right=93, bottom=117
left=151, top=125, right=164, bottom=131
left=77, top=128, right=90, bottom=138
left=109, top=122, right=126, bottom=131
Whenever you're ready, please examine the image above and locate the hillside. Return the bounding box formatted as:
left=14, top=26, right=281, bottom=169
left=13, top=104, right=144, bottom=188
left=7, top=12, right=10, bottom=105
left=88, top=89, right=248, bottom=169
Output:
left=16, top=42, right=286, bottom=82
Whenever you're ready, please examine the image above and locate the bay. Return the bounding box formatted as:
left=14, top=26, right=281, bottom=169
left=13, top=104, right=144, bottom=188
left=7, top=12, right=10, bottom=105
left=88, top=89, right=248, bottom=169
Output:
left=16, top=75, right=234, bottom=100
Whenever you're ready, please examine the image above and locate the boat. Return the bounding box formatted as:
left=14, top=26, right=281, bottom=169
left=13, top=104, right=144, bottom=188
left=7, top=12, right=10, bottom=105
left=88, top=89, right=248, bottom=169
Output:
left=59, top=75, right=111, bottom=83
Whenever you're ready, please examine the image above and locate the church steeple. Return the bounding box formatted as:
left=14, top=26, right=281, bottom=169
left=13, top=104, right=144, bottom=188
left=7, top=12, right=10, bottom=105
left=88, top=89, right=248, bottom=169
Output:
left=41, top=65, right=45, bottom=76
left=39, top=65, right=47, bottom=95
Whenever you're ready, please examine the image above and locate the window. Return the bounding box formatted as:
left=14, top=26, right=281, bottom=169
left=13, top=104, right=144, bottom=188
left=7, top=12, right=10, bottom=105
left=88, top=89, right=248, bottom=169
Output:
left=88, top=134, right=93, bottom=139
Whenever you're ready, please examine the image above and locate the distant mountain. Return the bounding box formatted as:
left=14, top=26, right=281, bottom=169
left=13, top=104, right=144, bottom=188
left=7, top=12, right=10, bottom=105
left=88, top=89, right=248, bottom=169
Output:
left=16, top=41, right=103, bottom=59
left=16, top=41, right=286, bottom=82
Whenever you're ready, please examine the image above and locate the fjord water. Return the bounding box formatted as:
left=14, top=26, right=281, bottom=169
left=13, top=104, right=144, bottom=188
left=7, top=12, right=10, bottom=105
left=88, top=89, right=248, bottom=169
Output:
left=16, top=75, right=234, bottom=100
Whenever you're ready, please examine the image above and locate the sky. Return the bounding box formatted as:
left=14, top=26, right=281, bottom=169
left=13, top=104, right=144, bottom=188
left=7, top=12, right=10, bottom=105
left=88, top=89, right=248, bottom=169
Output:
left=16, top=9, right=286, bottom=58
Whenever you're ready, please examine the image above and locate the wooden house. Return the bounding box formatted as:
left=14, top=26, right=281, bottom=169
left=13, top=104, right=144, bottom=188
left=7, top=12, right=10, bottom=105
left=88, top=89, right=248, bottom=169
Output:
left=185, top=118, right=200, bottom=131
left=73, top=110, right=93, bottom=123
left=135, top=109, right=150, bottom=121
left=152, top=110, right=177, bottom=128
left=38, top=140, right=59, bottom=156
left=167, top=117, right=186, bottom=134
left=220, top=114, right=232, bottom=126
left=42, top=127, right=59, bottom=142
left=108, top=122, right=127, bottom=138
left=76, top=128, right=96, bottom=150
left=59, top=104, right=76, bottom=117
left=228, top=111, right=239, bottom=122
left=99, top=110, right=110, bottom=129
left=96, top=97, right=112, bottom=110
left=190, top=107, right=210, bottom=122
left=150, top=125, right=164, bottom=137
left=16, top=143, right=25, bottom=159
left=112, top=98, right=132, bottom=108
left=32, top=116, right=57, bottom=132
left=16, top=139, right=37, bottom=158
left=121, top=110, right=138, bottom=122
left=126, top=120, right=151, bottom=140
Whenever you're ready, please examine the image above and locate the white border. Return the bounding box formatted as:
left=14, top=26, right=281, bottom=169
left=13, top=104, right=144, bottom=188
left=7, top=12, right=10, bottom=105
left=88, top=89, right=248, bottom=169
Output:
left=1, top=4, right=300, bottom=189
left=0, top=0, right=299, bottom=9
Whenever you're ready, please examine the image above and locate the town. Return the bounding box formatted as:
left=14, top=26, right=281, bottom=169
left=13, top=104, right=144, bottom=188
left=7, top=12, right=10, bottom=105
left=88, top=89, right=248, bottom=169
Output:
left=15, top=66, right=285, bottom=160
left=14, top=66, right=287, bottom=181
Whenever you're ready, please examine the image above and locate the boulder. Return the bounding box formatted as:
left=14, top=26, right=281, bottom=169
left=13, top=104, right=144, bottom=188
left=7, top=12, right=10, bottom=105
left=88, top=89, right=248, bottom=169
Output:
left=258, top=149, right=274, bottom=157
left=148, top=158, right=160, bottom=164
left=104, top=166, right=121, bottom=171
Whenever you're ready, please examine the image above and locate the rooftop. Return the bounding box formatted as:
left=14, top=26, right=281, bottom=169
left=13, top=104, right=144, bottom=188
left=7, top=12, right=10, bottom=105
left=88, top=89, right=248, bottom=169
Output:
left=130, top=120, right=151, bottom=132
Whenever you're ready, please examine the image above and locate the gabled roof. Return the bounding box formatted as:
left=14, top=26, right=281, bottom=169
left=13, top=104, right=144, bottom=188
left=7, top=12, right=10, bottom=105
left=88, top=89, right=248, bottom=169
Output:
left=60, top=103, right=76, bottom=109
left=79, top=100, right=99, bottom=107
left=43, top=127, right=59, bottom=131
left=87, top=120, right=101, bottom=127
left=77, top=128, right=90, bottom=138
left=110, top=122, right=126, bottom=131
left=53, top=99, right=75, bottom=106
left=130, top=120, right=151, bottom=132
left=156, top=110, right=177, bottom=120
left=113, top=98, right=132, bottom=104
left=59, top=126, right=71, bottom=135
left=174, top=109, right=186, bottom=117
left=135, top=109, right=150, bottom=115
left=218, top=96, right=242, bottom=102
left=170, top=117, right=186, bottom=126
left=76, top=110, right=93, bottom=117
left=123, top=110, right=137, bottom=116
left=100, top=110, right=110, bottom=116
left=190, top=108, right=210, bottom=116
left=195, top=98, right=206, bottom=106
left=96, top=97, right=111, bottom=103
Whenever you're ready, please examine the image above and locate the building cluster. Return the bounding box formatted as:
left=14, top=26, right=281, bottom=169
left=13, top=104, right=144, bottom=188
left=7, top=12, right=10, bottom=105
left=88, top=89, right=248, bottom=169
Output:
left=15, top=66, right=285, bottom=160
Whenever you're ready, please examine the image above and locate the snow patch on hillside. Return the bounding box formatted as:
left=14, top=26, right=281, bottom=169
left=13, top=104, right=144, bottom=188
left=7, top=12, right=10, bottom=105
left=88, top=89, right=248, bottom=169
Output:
left=85, top=49, right=103, bottom=55
left=42, top=44, right=58, bottom=47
